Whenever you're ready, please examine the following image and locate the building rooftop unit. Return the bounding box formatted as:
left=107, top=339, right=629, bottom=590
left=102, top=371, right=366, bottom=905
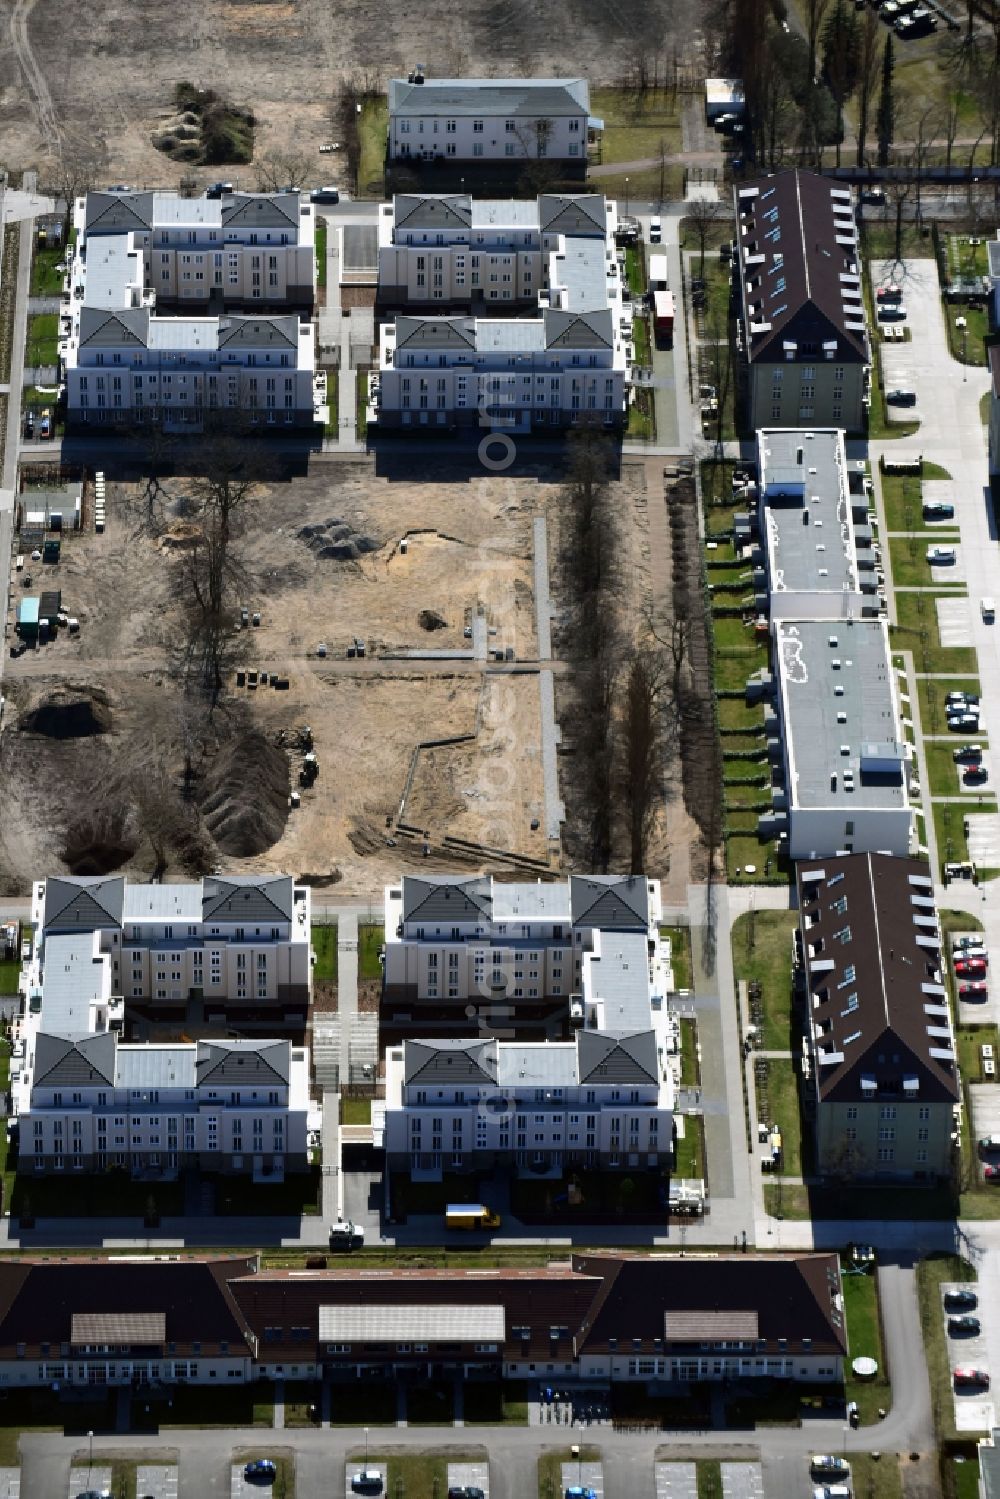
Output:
left=775, top=616, right=906, bottom=812
left=796, top=853, right=959, bottom=1104
left=758, top=428, right=861, bottom=602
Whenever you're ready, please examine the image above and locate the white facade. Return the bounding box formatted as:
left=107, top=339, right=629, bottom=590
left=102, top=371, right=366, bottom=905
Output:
left=387, top=76, right=593, bottom=165
left=382, top=874, right=675, bottom=1178
left=375, top=193, right=628, bottom=429
left=64, top=192, right=316, bottom=431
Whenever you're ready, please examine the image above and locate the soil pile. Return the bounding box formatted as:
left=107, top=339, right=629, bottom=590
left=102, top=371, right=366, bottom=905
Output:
left=418, top=609, right=448, bottom=632
left=198, top=728, right=289, bottom=856
left=298, top=517, right=379, bottom=562
left=20, top=685, right=113, bottom=739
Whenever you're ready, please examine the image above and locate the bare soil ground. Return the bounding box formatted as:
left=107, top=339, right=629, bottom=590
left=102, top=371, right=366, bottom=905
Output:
left=1, top=0, right=702, bottom=188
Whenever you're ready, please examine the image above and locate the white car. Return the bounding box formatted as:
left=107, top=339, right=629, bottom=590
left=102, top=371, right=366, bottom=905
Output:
left=927, top=546, right=957, bottom=565
left=811, top=1457, right=850, bottom=1477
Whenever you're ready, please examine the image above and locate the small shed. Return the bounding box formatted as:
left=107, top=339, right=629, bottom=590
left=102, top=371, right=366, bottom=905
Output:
left=39, top=590, right=61, bottom=628
left=16, top=597, right=40, bottom=639
left=20, top=484, right=82, bottom=531
left=705, top=77, right=746, bottom=123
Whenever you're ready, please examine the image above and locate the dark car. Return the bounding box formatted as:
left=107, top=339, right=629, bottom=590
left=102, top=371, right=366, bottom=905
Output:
left=861, top=187, right=887, bottom=204
left=887, top=388, right=917, bottom=406
left=351, top=1475, right=384, bottom=1496
left=924, top=501, right=955, bottom=520
left=955, top=745, right=983, bottom=765
left=959, top=982, right=989, bottom=1000
left=448, top=1488, right=486, bottom=1499
left=949, top=714, right=981, bottom=732
left=985, top=1164, right=1000, bottom=1180
left=964, top=765, right=989, bottom=785
left=244, top=1460, right=276, bottom=1482
left=950, top=1315, right=982, bottom=1335
left=945, top=1288, right=978, bottom=1310
left=206, top=181, right=234, bottom=198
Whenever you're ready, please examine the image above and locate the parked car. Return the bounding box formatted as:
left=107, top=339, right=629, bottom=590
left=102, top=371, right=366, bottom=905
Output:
left=811, top=1457, right=851, bottom=1477
left=924, top=501, right=955, bottom=520
left=947, top=691, right=979, bottom=706
left=985, top=1164, right=1000, bottom=1180
left=877, top=285, right=904, bottom=303
left=954, top=746, right=983, bottom=764
left=948, top=714, right=981, bottom=732
left=887, top=387, right=916, bottom=405
left=813, top=1487, right=851, bottom=1499
left=244, top=1460, right=277, bottom=1482
left=979, top=1136, right=1000, bottom=1150
left=649, top=216, right=662, bottom=242
left=878, top=303, right=907, bottom=321
left=954, top=1367, right=990, bottom=1388
left=959, top=982, right=989, bottom=1000
left=310, top=186, right=340, bottom=202
left=945, top=1288, right=979, bottom=1310
left=950, top=1316, right=982, bottom=1335
left=964, top=765, right=989, bottom=785
left=206, top=181, right=234, bottom=198
left=955, top=935, right=986, bottom=951
left=351, top=1474, right=384, bottom=1495
left=565, top=1489, right=598, bottom=1499
left=983, top=596, right=996, bottom=622
left=38, top=409, right=52, bottom=439
left=861, top=187, right=888, bottom=204
left=928, top=546, right=957, bottom=565
left=955, top=958, right=988, bottom=978
left=448, top=1489, right=486, bottom=1499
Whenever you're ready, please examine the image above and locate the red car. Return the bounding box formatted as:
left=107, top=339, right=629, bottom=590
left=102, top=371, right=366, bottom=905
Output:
left=956, top=959, right=988, bottom=978
left=959, top=982, right=989, bottom=1000
left=984, top=1164, right=1000, bottom=1180
left=954, top=1367, right=990, bottom=1389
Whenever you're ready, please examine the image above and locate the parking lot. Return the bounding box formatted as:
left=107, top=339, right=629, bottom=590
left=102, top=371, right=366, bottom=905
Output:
left=940, top=1281, right=995, bottom=1432
left=721, top=1462, right=764, bottom=1499
left=68, top=1467, right=112, bottom=1499
left=561, top=1459, right=604, bottom=1498
left=0, top=1471, right=19, bottom=1499
left=655, top=1462, right=698, bottom=1499
left=136, top=1466, right=178, bottom=1499
left=344, top=1462, right=386, bottom=1499
left=971, top=1091, right=1000, bottom=1183
left=449, top=1460, right=489, bottom=1497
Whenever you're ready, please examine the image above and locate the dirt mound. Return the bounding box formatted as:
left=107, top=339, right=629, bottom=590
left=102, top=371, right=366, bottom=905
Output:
left=198, top=728, right=289, bottom=856
left=21, top=686, right=113, bottom=739
left=298, top=517, right=379, bottom=562
left=418, top=609, right=448, bottom=632
left=63, top=807, right=137, bottom=875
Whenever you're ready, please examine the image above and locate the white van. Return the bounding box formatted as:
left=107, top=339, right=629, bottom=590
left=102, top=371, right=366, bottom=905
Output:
left=329, top=1219, right=364, bottom=1249
left=649, top=217, right=662, bottom=243
left=982, top=597, right=995, bottom=623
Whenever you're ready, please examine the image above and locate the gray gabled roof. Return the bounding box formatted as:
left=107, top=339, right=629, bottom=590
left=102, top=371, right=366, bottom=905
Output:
left=539, top=195, right=607, bottom=235
left=543, top=308, right=613, bottom=350
left=43, top=876, right=125, bottom=933
left=570, top=875, right=649, bottom=930
left=85, top=191, right=156, bottom=234
left=388, top=78, right=590, bottom=119
left=221, top=193, right=300, bottom=230
left=395, top=194, right=472, bottom=231
left=78, top=307, right=150, bottom=350
left=202, top=876, right=295, bottom=923
left=195, top=1040, right=290, bottom=1087
left=404, top=1038, right=499, bottom=1085
left=33, top=1032, right=117, bottom=1088
left=394, top=315, right=477, bottom=351
left=217, top=316, right=299, bottom=350
left=401, top=875, right=493, bottom=923
left=576, top=1029, right=658, bottom=1084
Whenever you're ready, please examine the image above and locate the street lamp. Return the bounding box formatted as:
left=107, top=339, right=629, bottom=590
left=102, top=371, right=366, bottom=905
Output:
left=87, top=1429, right=93, bottom=1479
left=625, top=177, right=630, bottom=216
left=364, top=1426, right=369, bottom=1468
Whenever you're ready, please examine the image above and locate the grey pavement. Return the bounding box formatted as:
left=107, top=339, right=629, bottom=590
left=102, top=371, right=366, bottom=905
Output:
left=136, top=1465, right=178, bottom=1499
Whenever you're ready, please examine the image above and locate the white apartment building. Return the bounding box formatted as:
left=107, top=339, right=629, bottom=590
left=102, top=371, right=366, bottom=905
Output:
left=375, top=194, right=627, bottom=429
left=10, top=874, right=314, bottom=1180
left=387, top=75, right=597, bottom=169
left=382, top=874, right=675, bottom=1178
left=81, top=191, right=316, bottom=308
left=64, top=192, right=316, bottom=431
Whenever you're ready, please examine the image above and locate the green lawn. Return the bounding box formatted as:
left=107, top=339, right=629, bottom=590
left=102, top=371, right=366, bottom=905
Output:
left=592, top=85, right=683, bottom=166
left=633, top=314, right=651, bottom=366
left=627, top=389, right=655, bottom=439
left=341, top=1096, right=372, bottom=1125
left=328, top=1383, right=395, bottom=1425
left=157, top=1383, right=273, bottom=1427
left=917, top=1253, right=977, bottom=1442
left=360, top=1451, right=485, bottom=1499
left=946, top=303, right=989, bottom=367
left=357, top=365, right=369, bottom=439
left=358, top=922, right=384, bottom=980
left=673, top=1114, right=705, bottom=1179
left=731, top=910, right=797, bottom=1052
left=916, top=676, right=981, bottom=739
left=957, top=1023, right=1000, bottom=1085
left=209, top=1166, right=321, bottom=1216
left=0, top=958, right=19, bottom=995
left=323, top=369, right=339, bottom=436
left=922, top=739, right=962, bottom=798
left=406, top=1382, right=455, bottom=1424
left=726, top=833, right=785, bottom=884
left=662, top=925, right=693, bottom=991
left=30, top=246, right=64, bottom=297
left=934, top=800, right=999, bottom=874
left=464, top=1380, right=528, bottom=1425
left=538, top=1446, right=600, bottom=1499
left=311, top=923, right=338, bottom=981
left=9, top=1170, right=183, bottom=1221
left=25, top=312, right=58, bottom=366
left=891, top=590, right=980, bottom=676
left=233, top=1453, right=293, bottom=1499
left=940, top=907, right=984, bottom=938
left=842, top=1267, right=891, bottom=1424
left=679, top=1018, right=699, bottom=1086
left=315, top=219, right=327, bottom=290
left=696, top=1459, right=723, bottom=1499
left=889, top=532, right=966, bottom=591
left=624, top=243, right=645, bottom=299
left=701, top=458, right=737, bottom=513
left=851, top=1455, right=901, bottom=1499
left=946, top=233, right=990, bottom=279
left=357, top=96, right=388, bottom=197
left=756, top=1058, right=803, bottom=1176
left=718, top=697, right=765, bottom=732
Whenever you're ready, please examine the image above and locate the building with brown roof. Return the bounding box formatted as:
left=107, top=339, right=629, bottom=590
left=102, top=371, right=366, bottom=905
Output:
left=797, top=853, right=959, bottom=1183
left=734, top=171, right=870, bottom=433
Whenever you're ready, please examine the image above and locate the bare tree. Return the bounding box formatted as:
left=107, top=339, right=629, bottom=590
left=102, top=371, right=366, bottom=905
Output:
left=685, top=198, right=724, bottom=278
left=804, top=0, right=833, bottom=81
left=939, top=84, right=963, bottom=172
left=855, top=8, right=882, bottom=166
left=253, top=149, right=311, bottom=193
left=46, top=130, right=110, bottom=240
left=620, top=647, right=666, bottom=871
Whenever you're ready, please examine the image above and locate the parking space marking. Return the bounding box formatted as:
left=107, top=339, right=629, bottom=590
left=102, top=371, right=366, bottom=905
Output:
left=721, top=1462, right=764, bottom=1499
left=968, top=815, right=1000, bottom=866
left=655, top=1461, right=698, bottom=1499
left=561, top=1460, right=604, bottom=1499
left=930, top=548, right=965, bottom=584
left=937, top=596, right=973, bottom=647
left=69, top=1466, right=113, bottom=1499
left=940, top=1281, right=995, bottom=1433
left=449, top=1460, right=489, bottom=1497
left=345, top=1461, right=387, bottom=1499
left=0, top=1470, right=19, bottom=1499
left=136, top=1465, right=178, bottom=1499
